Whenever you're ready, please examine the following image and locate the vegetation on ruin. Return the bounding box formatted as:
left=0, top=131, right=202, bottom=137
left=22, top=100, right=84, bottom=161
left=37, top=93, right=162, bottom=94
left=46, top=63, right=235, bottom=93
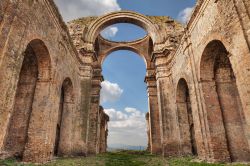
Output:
left=1, top=150, right=250, bottom=166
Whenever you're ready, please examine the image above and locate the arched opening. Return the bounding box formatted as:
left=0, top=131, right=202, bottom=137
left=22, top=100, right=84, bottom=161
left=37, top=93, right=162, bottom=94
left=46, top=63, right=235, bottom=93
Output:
left=84, top=11, right=160, bottom=44
left=3, top=39, right=51, bottom=159
left=54, top=78, right=74, bottom=156
left=100, top=50, right=148, bottom=151
left=101, top=23, right=147, bottom=42
left=90, top=11, right=157, bottom=153
left=200, top=40, right=250, bottom=161
left=176, top=79, right=197, bottom=156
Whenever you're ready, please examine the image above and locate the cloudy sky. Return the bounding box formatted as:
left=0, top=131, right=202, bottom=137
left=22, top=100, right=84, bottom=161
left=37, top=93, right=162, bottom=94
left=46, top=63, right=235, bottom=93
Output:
left=54, top=0, right=196, bottom=147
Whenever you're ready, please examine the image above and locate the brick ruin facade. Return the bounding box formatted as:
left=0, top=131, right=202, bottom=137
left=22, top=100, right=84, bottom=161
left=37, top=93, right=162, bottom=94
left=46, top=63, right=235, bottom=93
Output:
left=0, top=0, right=250, bottom=163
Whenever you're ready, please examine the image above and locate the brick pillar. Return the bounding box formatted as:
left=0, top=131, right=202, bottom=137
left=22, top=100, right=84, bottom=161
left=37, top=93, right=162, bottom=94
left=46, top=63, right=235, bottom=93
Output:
left=98, top=110, right=103, bottom=153
left=145, top=73, right=162, bottom=154
left=0, top=2, right=27, bottom=151
left=105, top=129, right=108, bottom=152
left=96, top=106, right=103, bottom=154
left=152, top=49, right=181, bottom=156
left=87, top=67, right=103, bottom=155
left=184, top=32, right=209, bottom=160
left=98, top=107, right=109, bottom=153
left=72, top=48, right=97, bottom=156
left=232, top=0, right=250, bottom=152
left=70, top=66, right=92, bottom=155
left=22, top=80, right=58, bottom=163
left=145, top=113, right=151, bottom=151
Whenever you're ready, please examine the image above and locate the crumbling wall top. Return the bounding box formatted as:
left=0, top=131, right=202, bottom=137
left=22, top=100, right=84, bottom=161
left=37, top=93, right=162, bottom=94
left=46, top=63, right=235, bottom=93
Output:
left=67, top=12, right=184, bottom=54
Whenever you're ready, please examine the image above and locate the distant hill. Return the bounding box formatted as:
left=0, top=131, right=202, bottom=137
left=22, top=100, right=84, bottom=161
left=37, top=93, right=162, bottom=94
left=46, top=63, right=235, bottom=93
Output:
left=108, top=144, right=147, bottom=151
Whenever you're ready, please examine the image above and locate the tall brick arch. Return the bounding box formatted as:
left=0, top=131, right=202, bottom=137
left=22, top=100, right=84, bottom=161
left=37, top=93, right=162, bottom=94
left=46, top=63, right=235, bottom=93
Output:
left=2, top=39, right=53, bottom=162
left=69, top=10, right=184, bottom=156
left=200, top=40, right=250, bottom=162
left=75, top=11, right=171, bottom=155
left=176, top=78, right=197, bottom=156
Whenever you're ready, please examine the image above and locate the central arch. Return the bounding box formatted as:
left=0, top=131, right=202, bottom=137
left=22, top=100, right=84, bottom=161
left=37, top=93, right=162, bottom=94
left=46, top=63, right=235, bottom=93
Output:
left=85, top=11, right=162, bottom=155
left=84, top=11, right=161, bottom=45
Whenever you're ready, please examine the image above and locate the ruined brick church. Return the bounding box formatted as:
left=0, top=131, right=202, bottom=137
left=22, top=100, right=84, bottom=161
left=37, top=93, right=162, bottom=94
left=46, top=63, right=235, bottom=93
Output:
left=1, top=0, right=250, bottom=163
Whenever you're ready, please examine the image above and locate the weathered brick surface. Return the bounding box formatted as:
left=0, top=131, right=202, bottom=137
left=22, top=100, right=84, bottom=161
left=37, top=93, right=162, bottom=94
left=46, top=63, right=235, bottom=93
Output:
left=0, top=0, right=86, bottom=163
left=171, top=0, right=250, bottom=162
left=0, top=0, right=250, bottom=163
left=145, top=113, right=151, bottom=151
left=97, top=106, right=109, bottom=153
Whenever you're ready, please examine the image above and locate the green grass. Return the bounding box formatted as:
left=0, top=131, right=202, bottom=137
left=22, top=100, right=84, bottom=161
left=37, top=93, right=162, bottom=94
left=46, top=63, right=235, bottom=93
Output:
left=100, top=150, right=167, bottom=166
left=167, top=156, right=250, bottom=166
left=1, top=150, right=250, bottom=166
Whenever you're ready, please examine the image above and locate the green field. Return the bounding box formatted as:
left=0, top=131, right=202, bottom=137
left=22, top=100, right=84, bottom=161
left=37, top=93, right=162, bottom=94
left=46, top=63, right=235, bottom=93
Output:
left=1, top=150, right=249, bottom=166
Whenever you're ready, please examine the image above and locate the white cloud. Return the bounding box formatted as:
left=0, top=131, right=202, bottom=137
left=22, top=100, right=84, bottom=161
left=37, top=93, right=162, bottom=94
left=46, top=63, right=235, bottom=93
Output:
left=100, top=80, right=123, bottom=103
left=104, top=108, right=128, bottom=121
left=104, top=107, right=147, bottom=146
left=101, top=26, right=119, bottom=39
left=54, top=0, right=121, bottom=22
left=178, top=7, right=194, bottom=24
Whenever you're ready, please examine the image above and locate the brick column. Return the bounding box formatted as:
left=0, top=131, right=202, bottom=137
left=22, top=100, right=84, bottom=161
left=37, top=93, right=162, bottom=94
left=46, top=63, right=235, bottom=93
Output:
left=98, top=107, right=109, bottom=153
left=0, top=2, right=27, bottom=151
left=22, top=78, right=58, bottom=162
left=145, top=113, right=151, bottom=151
left=73, top=48, right=97, bottom=156
left=105, top=129, right=108, bottom=152
left=184, top=32, right=208, bottom=159
left=152, top=49, right=180, bottom=156
left=145, top=73, right=162, bottom=154
left=96, top=106, right=103, bottom=154
left=87, top=67, right=103, bottom=155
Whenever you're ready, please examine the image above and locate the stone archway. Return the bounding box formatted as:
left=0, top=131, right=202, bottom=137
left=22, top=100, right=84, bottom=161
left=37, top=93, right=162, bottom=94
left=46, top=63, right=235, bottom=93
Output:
left=200, top=40, right=250, bottom=162
left=3, top=39, right=51, bottom=159
left=70, top=10, right=183, bottom=156
left=96, top=48, right=160, bottom=153
left=88, top=47, right=160, bottom=154
left=176, top=78, right=197, bottom=156
left=54, top=78, right=74, bottom=156
left=84, top=11, right=161, bottom=45
left=81, top=11, right=162, bottom=155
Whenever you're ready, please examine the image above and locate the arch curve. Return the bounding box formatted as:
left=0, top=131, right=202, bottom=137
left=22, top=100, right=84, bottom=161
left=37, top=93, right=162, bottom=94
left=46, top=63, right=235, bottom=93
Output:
left=97, top=35, right=153, bottom=68
left=199, top=40, right=229, bottom=81
left=99, top=47, right=148, bottom=68
left=104, top=46, right=142, bottom=59
left=84, top=11, right=161, bottom=44
left=27, top=39, right=52, bottom=81
left=61, top=77, right=74, bottom=103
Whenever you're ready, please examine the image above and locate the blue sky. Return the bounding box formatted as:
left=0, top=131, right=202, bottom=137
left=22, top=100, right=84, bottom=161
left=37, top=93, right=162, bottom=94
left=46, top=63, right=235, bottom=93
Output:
left=118, top=0, right=195, bottom=18
left=55, top=0, right=196, bottom=147
left=102, top=50, right=147, bottom=112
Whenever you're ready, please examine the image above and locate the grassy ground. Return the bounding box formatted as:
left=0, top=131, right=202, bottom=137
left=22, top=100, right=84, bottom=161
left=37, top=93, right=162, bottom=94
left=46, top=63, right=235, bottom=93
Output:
left=1, top=150, right=250, bottom=166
